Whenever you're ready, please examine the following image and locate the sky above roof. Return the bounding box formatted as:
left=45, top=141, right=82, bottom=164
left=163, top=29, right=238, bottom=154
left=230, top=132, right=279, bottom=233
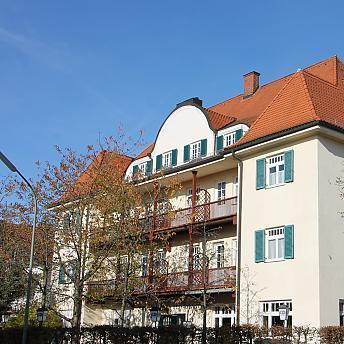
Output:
left=1, top=0, right=344, bottom=180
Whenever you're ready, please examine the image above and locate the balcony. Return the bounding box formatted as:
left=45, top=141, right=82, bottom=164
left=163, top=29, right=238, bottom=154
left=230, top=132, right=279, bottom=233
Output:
left=141, top=196, right=237, bottom=232
left=87, top=266, right=236, bottom=300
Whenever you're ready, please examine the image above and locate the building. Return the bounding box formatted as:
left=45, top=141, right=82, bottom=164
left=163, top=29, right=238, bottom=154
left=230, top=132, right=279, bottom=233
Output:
left=59, top=56, right=344, bottom=329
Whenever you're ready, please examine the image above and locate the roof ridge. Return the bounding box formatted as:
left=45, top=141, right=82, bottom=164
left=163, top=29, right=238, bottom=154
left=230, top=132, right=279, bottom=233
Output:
left=302, top=68, right=343, bottom=90
left=234, top=72, right=298, bottom=145
left=298, top=71, right=319, bottom=121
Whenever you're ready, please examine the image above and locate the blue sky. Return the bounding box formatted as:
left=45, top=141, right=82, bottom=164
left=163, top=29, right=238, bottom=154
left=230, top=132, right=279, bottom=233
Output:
left=0, top=0, right=344, bottom=179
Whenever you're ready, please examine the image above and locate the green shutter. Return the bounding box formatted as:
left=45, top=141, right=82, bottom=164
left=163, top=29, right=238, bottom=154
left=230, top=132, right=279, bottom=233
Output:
left=172, top=149, right=178, bottom=166
left=200, top=139, right=207, bottom=156
left=184, top=145, right=190, bottom=162
left=133, top=165, right=139, bottom=175
left=235, top=129, right=243, bottom=142
left=284, top=225, right=294, bottom=259
left=58, top=265, right=65, bottom=284
left=156, top=154, right=162, bottom=171
left=146, top=160, right=152, bottom=175
left=256, top=159, right=266, bottom=190
left=255, top=230, right=265, bottom=263
left=216, top=135, right=224, bottom=151
left=284, top=150, right=294, bottom=183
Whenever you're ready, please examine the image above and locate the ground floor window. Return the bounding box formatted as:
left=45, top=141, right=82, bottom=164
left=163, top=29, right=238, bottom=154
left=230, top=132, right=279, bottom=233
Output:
left=214, top=305, right=235, bottom=327
left=260, top=300, right=292, bottom=328
left=339, top=300, right=344, bottom=326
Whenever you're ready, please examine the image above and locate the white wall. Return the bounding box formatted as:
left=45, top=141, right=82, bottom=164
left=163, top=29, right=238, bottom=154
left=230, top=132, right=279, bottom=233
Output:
left=318, top=137, right=344, bottom=326
left=240, top=137, right=320, bottom=327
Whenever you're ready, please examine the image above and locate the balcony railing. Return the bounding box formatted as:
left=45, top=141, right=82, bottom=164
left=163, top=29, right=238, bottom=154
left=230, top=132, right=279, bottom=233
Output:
left=141, top=197, right=237, bottom=232
left=87, top=266, right=235, bottom=299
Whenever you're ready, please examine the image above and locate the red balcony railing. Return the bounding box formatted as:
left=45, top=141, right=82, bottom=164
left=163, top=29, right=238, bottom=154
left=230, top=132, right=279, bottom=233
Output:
left=141, top=197, right=237, bottom=232
left=87, top=266, right=236, bottom=299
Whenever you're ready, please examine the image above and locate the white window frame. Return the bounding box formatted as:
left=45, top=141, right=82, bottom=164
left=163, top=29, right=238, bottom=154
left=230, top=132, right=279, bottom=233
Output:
left=187, top=187, right=201, bottom=207
left=260, top=300, right=292, bottom=328
left=191, top=141, right=201, bottom=160
left=265, top=227, right=285, bottom=262
left=217, top=181, right=226, bottom=202
left=139, top=162, right=147, bottom=175
left=163, top=150, right=172, bottom=168
left=214, top=242, right=225, bottom=268
left=233, top=176, right=238, bottom=197
left=214, top=305, right=236, bottom=327
left=141, top=254, right=148, bottom=277
left=224, top=132, right=236, bottom=147
left=266, top=154, right=285, bottom=187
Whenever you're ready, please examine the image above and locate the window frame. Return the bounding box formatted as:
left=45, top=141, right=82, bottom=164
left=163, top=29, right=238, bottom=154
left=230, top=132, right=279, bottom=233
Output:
left=260, top=300, right=293, bottom=328
left=213, top=242, right=225, bottom=268
left=190, top=141, right=201, bottom=160
left=265, top=227, right=285, bottom=262
left=217, top=181, right=226, bottom=203
left=266, top=153, right=285, bottom=188
left=224, top=132, right=236, bottom=147
left=162, top=150, right=173, bottom=168
left=138, top=162, right=147, bottom=175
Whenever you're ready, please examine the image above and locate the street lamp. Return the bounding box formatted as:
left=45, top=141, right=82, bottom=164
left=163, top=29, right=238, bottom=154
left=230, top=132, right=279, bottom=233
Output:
left=0, top=151, right=38, bottom=344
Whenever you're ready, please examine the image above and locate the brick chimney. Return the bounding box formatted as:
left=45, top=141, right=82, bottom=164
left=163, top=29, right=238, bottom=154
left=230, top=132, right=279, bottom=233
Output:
left=243, top=71, right=260, bottom=97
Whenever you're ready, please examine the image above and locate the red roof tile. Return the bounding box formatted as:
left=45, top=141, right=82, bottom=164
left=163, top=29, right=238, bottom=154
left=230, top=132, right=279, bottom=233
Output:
left=136, top=143, right=154, bottom=159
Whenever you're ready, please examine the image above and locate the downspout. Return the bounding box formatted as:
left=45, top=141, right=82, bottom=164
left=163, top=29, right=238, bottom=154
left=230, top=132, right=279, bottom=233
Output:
left=232, top=148, right=243, bottom=326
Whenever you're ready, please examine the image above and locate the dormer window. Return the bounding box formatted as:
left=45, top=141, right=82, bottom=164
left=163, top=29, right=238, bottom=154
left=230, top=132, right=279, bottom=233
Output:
left=132, top=160, right=152, bottom=177
left=224, top=132, right=236, bottom=147
left=191, top=141, right=201, bottom=160
left=163, top=151, right=172, bottom=168
left=216, top=129, right=243, bottom=151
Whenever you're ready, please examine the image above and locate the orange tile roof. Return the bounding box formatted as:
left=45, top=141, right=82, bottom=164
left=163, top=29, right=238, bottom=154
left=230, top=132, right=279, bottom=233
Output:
left=236, top=56, right=344, bottom=146
left=136, top=143, right=154, bottom=159
left=134, top=56, right=344, bottom=158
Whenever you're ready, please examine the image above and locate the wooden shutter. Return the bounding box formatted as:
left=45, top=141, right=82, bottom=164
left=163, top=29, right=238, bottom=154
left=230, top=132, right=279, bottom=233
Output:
left=58, top=265, right=65, bottom=284
left=255, top=230, right=265, bottom=263
left=200, top=139, right=207, bottom=156
left=146, top=160, right=152, bottom=175
left=184, top=145, right=190, bottom=162
left=284, top=225, right=294, bottom=259
left=256, top=158, right=266, bottom=190
left=235, top=129, right=243, bottom=142
left=172, top=149, right=178, bottom=166
left=284, top=150, right=294, bottom=183
left=133, top=165, right=139, bottom=175
left=156, top=154, right=162, bottom=171
left=216, top=135, right=224, bottom=151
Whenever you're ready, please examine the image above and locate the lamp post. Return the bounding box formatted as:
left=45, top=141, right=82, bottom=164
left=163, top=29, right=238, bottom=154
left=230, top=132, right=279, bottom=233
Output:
left=0, top=151, right=38, bottom=344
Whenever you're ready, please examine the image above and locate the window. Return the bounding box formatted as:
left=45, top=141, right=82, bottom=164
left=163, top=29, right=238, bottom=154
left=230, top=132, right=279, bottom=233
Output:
left=217, top=182, right=226, bottom=203
left=340, top=300, right=344, bottom=326
left=139, top=162, right=147, bottom=175
left=141, top=254, right=148, bottom=277
left=267, top=154, right=285, bottom=186
left=163, top=151, right=172, bottom=168
left=191, top=141, right=201, bottom=160
left=255, top=225, right=294, bottom=263
left=224, top=132, right=236, bottom=147
left=193, top=244, right=202, bottom=270
left=233, top=176, right=238, bottom=197
left=187, top=187, right=201, bottom=207
left=154, top=250, right=167, bottom=275
left=214, top=242, right=225, bottom=268
left=256, top=150, right=294, bottom=190
left=266, top=227, right=285, bottom=261
left=261, top=301, right=292, bottom=328
left=214, top=306, right=235, bottom=327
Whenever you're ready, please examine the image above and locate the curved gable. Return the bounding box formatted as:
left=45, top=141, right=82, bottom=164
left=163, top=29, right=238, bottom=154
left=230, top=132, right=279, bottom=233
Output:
left=151, top=105, right=215, bottom=167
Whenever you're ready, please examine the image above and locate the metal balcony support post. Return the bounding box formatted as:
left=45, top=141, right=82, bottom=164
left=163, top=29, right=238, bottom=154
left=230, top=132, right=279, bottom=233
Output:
left=148, top=182, right=159, bottom=284
left=188, top=170, right=197, bottom=286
